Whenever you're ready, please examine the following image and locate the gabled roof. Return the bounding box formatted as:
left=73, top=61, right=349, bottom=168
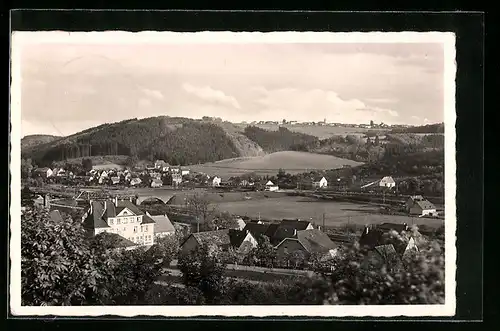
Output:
left=228, top=229, right=252, bottom=248
left=296, top=229, right=338, bottom=253
left=243, top=223, right=270, bottom=238
left=312, top=175, right=327, bottom=182
left=83, top=200, right=155, bottom=229
left=150, top=214, right=175, bottom=233
left=360, top=227, right=411, bottom=256
left=265, top=180, right=275, bottom=186
left=414, top=199, right=436, bottom=210
left=380, top=176, right=395, bottom=183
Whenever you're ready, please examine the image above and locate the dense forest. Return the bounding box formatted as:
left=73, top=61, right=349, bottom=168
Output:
left=23, top=117, right=240, bottom=167
left=390, top=123, right=444, bottom=134
left=242, top=126, right=319, bottom=153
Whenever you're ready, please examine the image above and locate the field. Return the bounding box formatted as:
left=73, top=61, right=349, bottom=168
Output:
left=188, top=151, right=363, bottom=179
left=233, top=123, right=387, bottom=139
left=213, top=195, right=444, bottom=228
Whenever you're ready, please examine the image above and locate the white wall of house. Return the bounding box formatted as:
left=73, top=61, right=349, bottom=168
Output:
left=313, top=177, right=328, bottom=188
left=94, top=207, right=155, bottom=246
left=240, top=232, right=258, bottom=249
left=410, top=206, right=437, bottom=216
left=265, top=185, right=279, bottom=192
left=212, top=177, right=221, bottom=187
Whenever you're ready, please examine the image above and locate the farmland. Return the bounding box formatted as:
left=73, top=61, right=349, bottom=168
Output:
left=213, top=195, right=444, bottom=228
left=233, top=123, right=386, bottom=139
left=188, top=151, right=363, bottom=179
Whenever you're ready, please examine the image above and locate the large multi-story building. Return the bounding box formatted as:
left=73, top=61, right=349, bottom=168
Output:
left=82, top=197, right=156, bottom=247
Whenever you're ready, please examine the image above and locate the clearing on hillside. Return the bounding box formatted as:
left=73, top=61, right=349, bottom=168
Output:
left=188, top=151, right=363, bottom=179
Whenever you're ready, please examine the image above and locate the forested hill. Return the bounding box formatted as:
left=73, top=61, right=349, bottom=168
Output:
left=21, top=134, right=61, bottom=151
left=22, top=117, right=242, bottom=167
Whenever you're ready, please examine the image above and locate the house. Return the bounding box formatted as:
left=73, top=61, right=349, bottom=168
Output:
left=265, top=219, right=315, bottom=246
left=275, top=229, right=339, bottom=263
left=405, top=195, right=424, bottom=210
left=181, top=170, right=190, bottom=176
left=180, top=229, right=258, bottom=256
left=379, top=176, right=396, bottom=188
left=212, top=176, right=222, bottom=187
left=240, top=179, right=254, bottom=187
left=82, top=198, right=156, bottom=247
left=170, top=167, right=181, bottom=174
left=130, top=178, right=142, bottom=186
left=146, top=212, right=175, bottom=238
left=110, top=176, right=120, bottom=185
left=172, top=173, right=182, bottom=186
left=151, top=178, right=163, bottom=188
left=33, top=167, right=53, bottom=178
left=154, top=160, right=169, bottom=170
left=359, top=224, right=419, bottom=259
left=409, top=199, right=437, bottom=217
left=312, top=176, right=328, bottom=189
left=264, top=180, right=279, bottom=192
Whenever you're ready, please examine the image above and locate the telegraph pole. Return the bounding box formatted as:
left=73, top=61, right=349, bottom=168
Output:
left=322, top=212, right=325, bottom=229
left=197, top=216, right=200, bottom=233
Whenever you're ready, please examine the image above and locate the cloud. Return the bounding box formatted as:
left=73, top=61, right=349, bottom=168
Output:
left=140, top=87, right=164, bottom=100
left=366, top=98, right=398, bottom=104
left=253, top=87, right=399, bottom=123
left=182, top=83, right=241, bottom=109
left=138, top=98, right=152, bottom=108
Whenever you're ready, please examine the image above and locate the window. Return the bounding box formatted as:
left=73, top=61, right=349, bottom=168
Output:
left=144, top=225, right=148, bottom=232
left=109, top=219, right=114, bottom=225
left=133, top=226, right=138, bottom=233
left=123, top=218, right=128, bottom=224
left=123, top=227, right=126, bottom=231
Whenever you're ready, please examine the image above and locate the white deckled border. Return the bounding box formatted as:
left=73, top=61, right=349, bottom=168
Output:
left=9, top=31, right=456, bottom=317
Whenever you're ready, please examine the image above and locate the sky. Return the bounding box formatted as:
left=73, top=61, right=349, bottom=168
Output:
left=17, top=32, right=446, bottom=137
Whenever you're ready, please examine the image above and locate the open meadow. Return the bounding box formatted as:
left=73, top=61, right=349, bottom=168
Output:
left=188, top=151, right=363, bottom=179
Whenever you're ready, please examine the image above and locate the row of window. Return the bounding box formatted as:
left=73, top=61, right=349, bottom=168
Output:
left=129, top=235, right=153, bottom=242
left=109, top=216, right=141, bottom=225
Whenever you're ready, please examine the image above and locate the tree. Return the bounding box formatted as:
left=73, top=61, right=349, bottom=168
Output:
left=374, top=135, right=380, bottom=146
left=209, top=211, right=239, bottom=230
left=249, top=235, right=277, bottom=268
left=178, top=245, right=227, bottom=304
left=147, top=234, right=180, bottom=267
left=21, top=186, right=36, bottom=207
left=82, top=158, right=93, bottom=172
left=21, top=206, right=165, bottom=306
left=186, top=192, right=217, bottom=232
left=21, top=158, right=33, bottom=179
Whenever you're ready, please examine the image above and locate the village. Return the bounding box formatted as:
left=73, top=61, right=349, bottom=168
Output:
left=22, top=156, right=443, bottom=285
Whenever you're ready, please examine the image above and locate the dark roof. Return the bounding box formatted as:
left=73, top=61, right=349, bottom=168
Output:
left=414, top=200, right=436, bottom=210
left=312, top=175, right=326, bottom=182
left=83, top=200, right=155, bottom=229
left=228, top=229, right=249, bottom=247
left=327, top=232, right=356, bottom=244
left=243, top=223, right=270, bottom=238
left=268, top=220, right=313, bottom=246
left=150, top=214, right=175, bottom=234
left=83, top=201, right=110, bottom=229
left=296, top=229, right=338, bottom=254
left=360, top=227, right=409, bottom=256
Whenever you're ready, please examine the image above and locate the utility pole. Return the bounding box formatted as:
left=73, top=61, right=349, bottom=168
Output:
left=322, top=212, right=325, bottom=229
left=197, top=216, right=200, bottom=233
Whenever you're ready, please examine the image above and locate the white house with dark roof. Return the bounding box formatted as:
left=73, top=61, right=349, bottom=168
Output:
left=409, top=199, right=437, bottom=217
left=180, top=229, right=258, bottom=256
left=82, top=198, right=156, bottom=247
left=312, top=176, right=328, bottom=189
left=379, top=176, right=396, bottom=188
left=264, top=180, right=279, bottom=192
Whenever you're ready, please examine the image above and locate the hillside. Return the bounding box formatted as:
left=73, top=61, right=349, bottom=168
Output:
left=242, top=126, right=319, bottom=153
left=21, top=134, right=61, bottom=151
left=22, top=117, right=241, bottom=167
left=211, top=121, right=265, bottom=157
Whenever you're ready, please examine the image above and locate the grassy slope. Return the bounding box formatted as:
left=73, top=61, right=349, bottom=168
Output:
left=188, top=151, right=364, bottom=179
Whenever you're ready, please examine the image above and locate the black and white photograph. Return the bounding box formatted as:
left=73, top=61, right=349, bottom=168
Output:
left=10, top=31, right=456, bottom=317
